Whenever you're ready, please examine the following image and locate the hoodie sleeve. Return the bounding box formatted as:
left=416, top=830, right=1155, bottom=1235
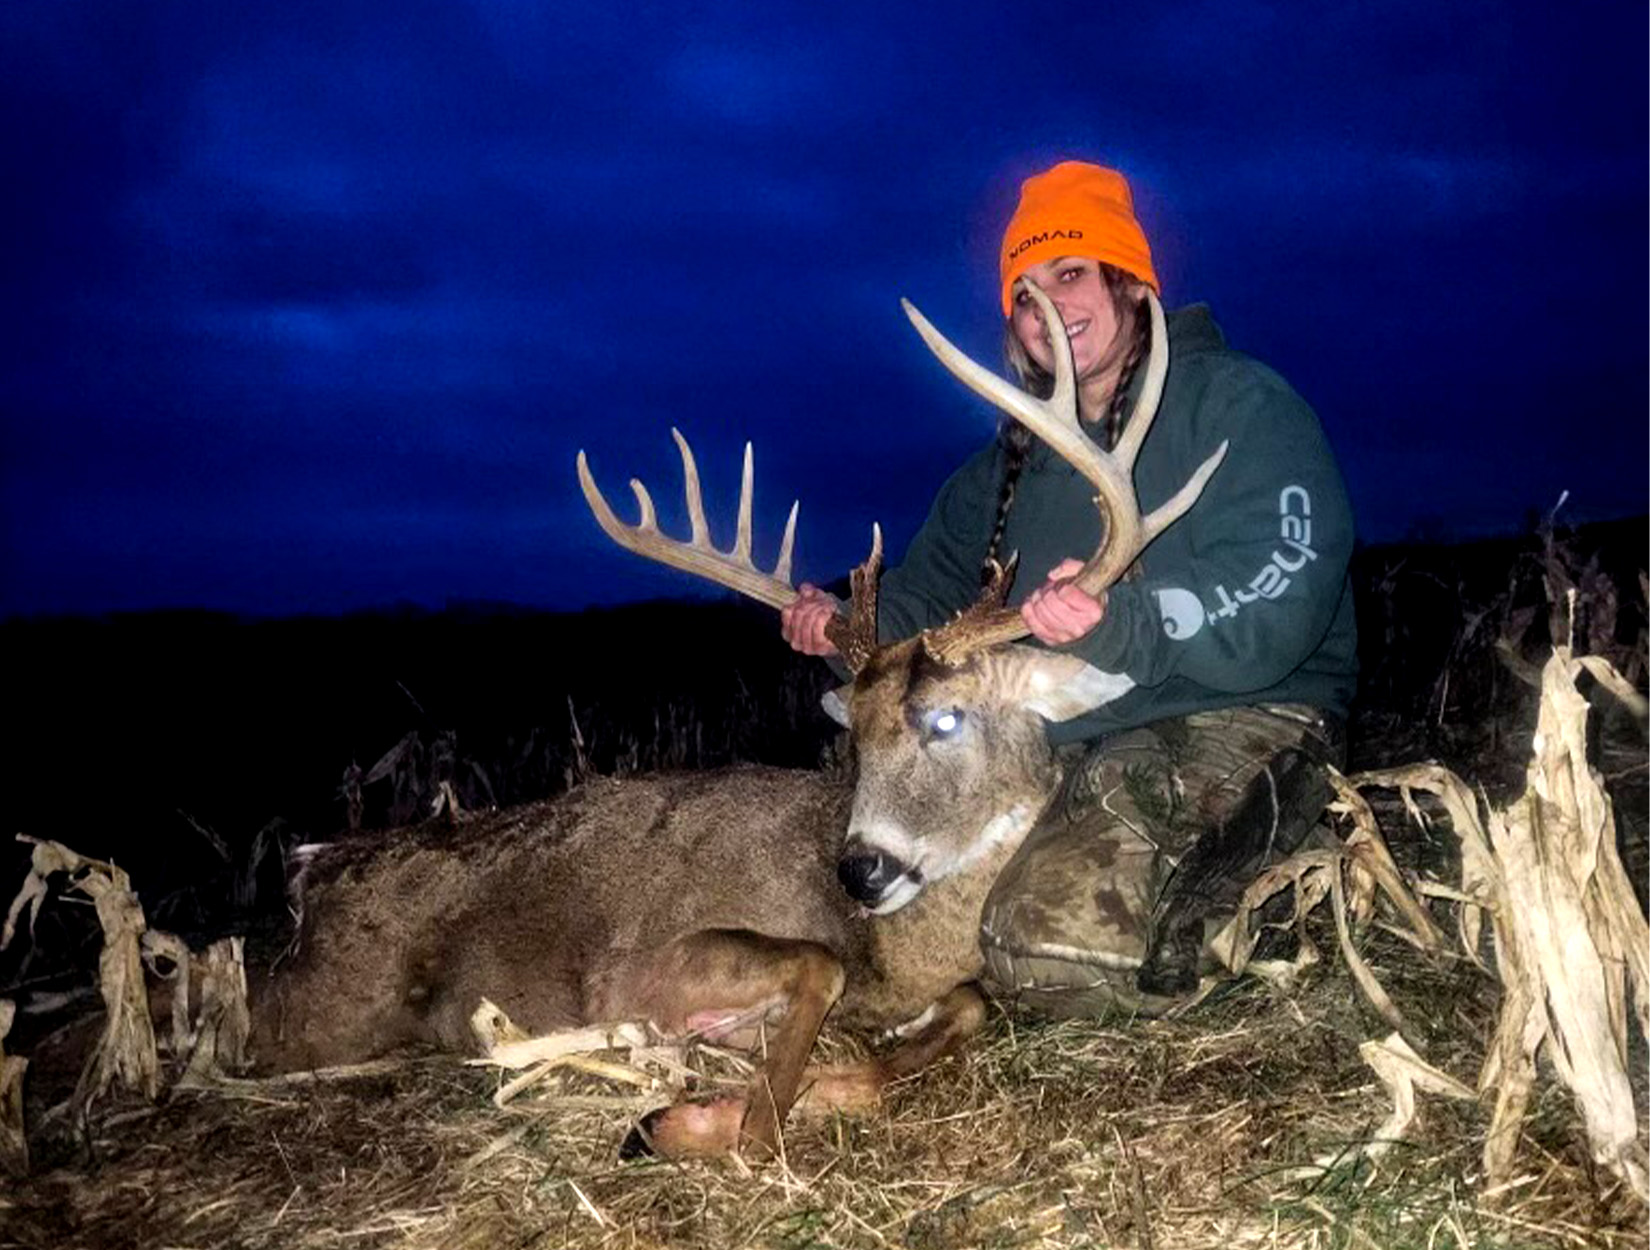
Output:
left=1063, top=365, right=1353, bottom=693
left=873, top=443, right=1001, bottom=642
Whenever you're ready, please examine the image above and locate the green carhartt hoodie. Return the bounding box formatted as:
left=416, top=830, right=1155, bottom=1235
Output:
left=874, top=304, right=1358, bottom=743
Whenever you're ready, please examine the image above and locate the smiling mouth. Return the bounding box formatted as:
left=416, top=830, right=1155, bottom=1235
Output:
left=1044, top=318, right=1089, bottom=345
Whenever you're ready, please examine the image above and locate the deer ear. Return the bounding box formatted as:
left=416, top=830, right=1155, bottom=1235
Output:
left=821, top=685, right=853, bottom=728
left=1014, top=649, right=1136, bottom=723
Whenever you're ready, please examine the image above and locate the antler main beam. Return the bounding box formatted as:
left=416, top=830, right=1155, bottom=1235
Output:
left=903, top=280, right=1229, bottom=664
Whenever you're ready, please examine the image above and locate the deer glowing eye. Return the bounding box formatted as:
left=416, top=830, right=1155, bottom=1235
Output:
left=925, top=709, right=963, bottom=740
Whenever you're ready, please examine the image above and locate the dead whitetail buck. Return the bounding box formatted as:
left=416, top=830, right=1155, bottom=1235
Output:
left=253, top=282, right=1225, bottom=1159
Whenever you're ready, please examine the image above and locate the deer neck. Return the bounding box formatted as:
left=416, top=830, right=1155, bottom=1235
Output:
left=843, top=793, right=1049, bottom=1028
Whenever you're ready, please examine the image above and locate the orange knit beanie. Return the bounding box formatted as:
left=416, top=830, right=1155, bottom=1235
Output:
left=998, top=161, right=1158, bottom=315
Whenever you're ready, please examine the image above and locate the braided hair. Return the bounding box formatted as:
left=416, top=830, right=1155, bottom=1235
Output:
left=980, top=264, right=1152, bottom=585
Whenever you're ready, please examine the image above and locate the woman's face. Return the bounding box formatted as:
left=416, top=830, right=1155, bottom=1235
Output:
left=1009, top=256, right=1130, bottom=382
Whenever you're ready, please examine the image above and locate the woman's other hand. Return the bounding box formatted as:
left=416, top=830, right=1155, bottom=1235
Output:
left=781, top=582, right=841, bottom=656
left=1021, top=558, right=1106, bottom=645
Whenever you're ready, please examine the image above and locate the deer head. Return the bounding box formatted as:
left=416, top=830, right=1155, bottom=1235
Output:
left=577, top=281, right=1227, bottom=916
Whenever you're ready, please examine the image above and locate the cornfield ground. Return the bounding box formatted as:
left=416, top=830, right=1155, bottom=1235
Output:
left=0, top=518, right=1644, bottom=1249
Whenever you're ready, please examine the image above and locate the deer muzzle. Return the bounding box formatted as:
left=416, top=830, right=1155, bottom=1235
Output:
left=837, top=843, right=924, bottom=914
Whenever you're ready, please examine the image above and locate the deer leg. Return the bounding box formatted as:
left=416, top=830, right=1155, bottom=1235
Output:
left=596, top=929, right=844, bottom=1160
left=796, top=983, right=987, bottom=1114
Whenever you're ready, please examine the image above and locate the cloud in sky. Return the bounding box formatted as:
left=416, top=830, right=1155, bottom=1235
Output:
left=2, top=0, right=1644, bottom=618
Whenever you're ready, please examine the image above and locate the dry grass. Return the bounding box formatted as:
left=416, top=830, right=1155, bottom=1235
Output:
left=4, top=917, right=1643, bottom=1250
left=4, top=772, right=1646, bottom=1246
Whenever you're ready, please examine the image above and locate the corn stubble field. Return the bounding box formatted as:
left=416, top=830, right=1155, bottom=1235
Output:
left=0, top=519, right=1645, bottom=1250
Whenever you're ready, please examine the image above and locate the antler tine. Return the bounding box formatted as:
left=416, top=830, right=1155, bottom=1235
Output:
left=575, top=432, right=801, bottom=611
left=900, top=297, right=1079, bottom=464
left=729, top=443, right=801, bottom=585
left=733, top=440, right=755, bottom=564
left=1111, top=288, right=1168, bottom=473
left=672, top=427, right=712, bottom=548
left=904, top=281, right=1228, bottom=665
left=773, top=499, right=799, bottom=587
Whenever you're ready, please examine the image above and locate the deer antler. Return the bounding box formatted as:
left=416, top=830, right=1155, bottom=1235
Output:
left=576, top=429, right=882, bottom=670
left=902, top=280, right=1228, bottom=666
left=577, top=428, right=800, bottom=609
left=578, top=284, right=1223, bottom=675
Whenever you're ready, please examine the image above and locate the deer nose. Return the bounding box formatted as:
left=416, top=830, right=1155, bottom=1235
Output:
left=837, top=850, right=907, bottom=905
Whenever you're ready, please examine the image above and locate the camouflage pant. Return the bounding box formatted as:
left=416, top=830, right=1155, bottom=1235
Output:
left=980, top=703, right=1344, bottom=1018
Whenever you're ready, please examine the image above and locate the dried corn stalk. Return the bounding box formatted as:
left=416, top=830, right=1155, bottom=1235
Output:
left=1350, top=640, right=1648, bottom=1202
left=73, top=859, right=160, bottom=1108
left=2, top=838, right=86, bottom=950
left=468, top=1002, right=668, bottom=1108
left=0, top=1000, right=26, bottom=1176
left=4, top=837, right=160, bottom=1110
left=143, top=931, right=195, bottom=1057
left=192, top=936, right=251, bottom=1078
left=147, top=933, right=252, bottom=1086
left=1486, top=642, right=1647, bottom=1199
left=1220, top=775, right=1442, bottom=1034
left=1223, top=766, right=1486, bottom=1176
left=1283, top=1032, right=1476, bottom=1180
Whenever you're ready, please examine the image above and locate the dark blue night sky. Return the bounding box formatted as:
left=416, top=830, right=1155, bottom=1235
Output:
left=4, top=1, right=1646, bottom=619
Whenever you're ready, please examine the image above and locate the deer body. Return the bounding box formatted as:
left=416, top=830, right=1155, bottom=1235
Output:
left=254, top=768, right=851, bottom=1067
left=250, top=719, right=1067, bottom=1154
